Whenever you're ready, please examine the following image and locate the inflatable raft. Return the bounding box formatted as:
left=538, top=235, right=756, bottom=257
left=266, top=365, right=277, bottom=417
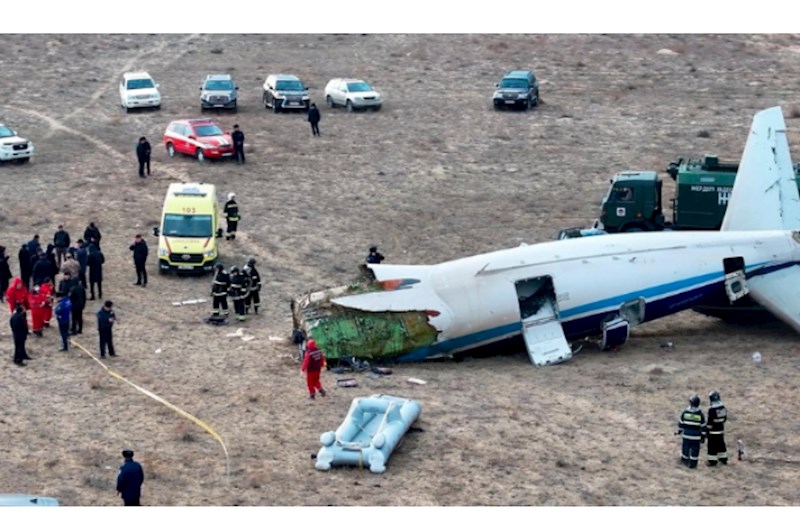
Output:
left=315, top=394, right=421, bottom=473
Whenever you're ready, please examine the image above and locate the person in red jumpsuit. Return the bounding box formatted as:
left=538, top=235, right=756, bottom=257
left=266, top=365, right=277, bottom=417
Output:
left=5, top=276, right=29, bottom=314
left=301, top=339, right=327, bottom=400
left=28, top=284, right=48, bottom=336
left=40, top=277, right=54, bottom=327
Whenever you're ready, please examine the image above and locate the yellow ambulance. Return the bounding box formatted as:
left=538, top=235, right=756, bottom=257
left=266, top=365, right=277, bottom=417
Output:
left=154, top=183, right=222, bottom=273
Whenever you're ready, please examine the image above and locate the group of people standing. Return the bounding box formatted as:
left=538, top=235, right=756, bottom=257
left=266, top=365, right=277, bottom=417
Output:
left=4, top=223, right=114, bottom=366
left=677, top=390, right=729, bottom=468
left=210, top=258, right=261, bottom=322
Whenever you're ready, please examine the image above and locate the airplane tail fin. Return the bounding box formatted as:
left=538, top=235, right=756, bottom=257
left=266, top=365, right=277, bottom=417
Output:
left=720, top=106, right=800, bottom=232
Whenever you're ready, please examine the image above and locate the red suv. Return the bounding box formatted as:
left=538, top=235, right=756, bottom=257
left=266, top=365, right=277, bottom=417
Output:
left=163, top=119, right=235, bottom=162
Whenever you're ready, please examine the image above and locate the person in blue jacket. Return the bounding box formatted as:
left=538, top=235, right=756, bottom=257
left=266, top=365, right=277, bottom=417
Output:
left=116, top=449, right=144, bottom=506
left=54, top=292, right=72, bottom=351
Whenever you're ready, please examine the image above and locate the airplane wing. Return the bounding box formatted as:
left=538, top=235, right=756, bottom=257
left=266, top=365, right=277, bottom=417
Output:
left=721, top=106, right=800, bottom=231
left=748, top=266, right=800, bottom=332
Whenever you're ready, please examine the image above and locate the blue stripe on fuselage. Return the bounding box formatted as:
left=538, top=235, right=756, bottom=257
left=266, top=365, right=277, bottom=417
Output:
left=400, top=260, right=790, bottom=362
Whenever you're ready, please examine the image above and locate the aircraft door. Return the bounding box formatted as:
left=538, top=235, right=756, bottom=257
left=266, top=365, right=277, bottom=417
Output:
left=515, top=276, right=573, bottom=366
left=723, top=257, right=749, bottom=302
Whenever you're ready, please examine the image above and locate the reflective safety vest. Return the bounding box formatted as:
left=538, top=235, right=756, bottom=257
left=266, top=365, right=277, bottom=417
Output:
left=678, top=407, right=707, bottom=440
left=707, top=405, right=727, bottom=435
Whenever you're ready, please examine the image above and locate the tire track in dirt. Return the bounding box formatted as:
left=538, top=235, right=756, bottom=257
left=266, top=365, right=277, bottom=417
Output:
left=62, top=33, right=201, bottom=123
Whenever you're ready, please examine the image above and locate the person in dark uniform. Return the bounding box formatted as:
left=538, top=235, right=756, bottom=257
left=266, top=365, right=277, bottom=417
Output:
left=97, top=300, right=116, bottom=358
left=88, top=243, right=105, bottom=300
left=0, top=245, right=12, bottom=301
left=53, top=225, right=71, bottom=269
left=10, top=303, right=31, bottom=366
left=45, top=244, right=58, bottom=285
left=308, top=103, right=321, bottom=136
left=706, top=390, right=728, bottom=466
left=68, top=279, right=86, bottom=335
left=116, top=450, right=144, bottom=506
left=243, top=258, right=261, bottom=315
left=75, top=239, right=88, bottom=290
left=136, top=136, right=151, bottom=177
left=54, top=292, right=72, bottom=352
left=366, top=245, right=385, bottom=264
left=129, top=234, right=148, bottom=287
left=31, top=251, right=54, bottom=286
left=229, top=266, right=246, bottom=322
left=678, top=395, right=707, bottom=469
left=224, top=193, right=239, bottom=241
left=211, top=263, right=230, bottom=317
left=18, top=244, right=32, bottom=289
left=84, top=222, right=102, bottom=249
left=231, top=124, right=245, bottom=164
left=26, top=234, right=41, bottom=256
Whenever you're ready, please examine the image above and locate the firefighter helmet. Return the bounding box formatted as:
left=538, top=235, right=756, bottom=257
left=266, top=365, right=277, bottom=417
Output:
left=230, top=266, right=240, bottom=274
left=709, top=390, right=721, bottom=403
left=248, top=258, right=256, bottom=266
left=215, top=263, right=224, bottom=271
left=689, top=395, right=701, bottom=408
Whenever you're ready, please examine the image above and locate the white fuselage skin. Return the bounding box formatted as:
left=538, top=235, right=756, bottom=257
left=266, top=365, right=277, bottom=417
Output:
left=386, top=230, right=800, bottom=354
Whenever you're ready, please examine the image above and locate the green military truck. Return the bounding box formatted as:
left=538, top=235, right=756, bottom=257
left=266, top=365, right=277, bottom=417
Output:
left=594, top=155, right=800, bottom=233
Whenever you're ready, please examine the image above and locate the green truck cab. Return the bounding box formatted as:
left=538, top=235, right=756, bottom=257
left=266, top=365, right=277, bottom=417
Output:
left=596, top=155, right=800, bottom=233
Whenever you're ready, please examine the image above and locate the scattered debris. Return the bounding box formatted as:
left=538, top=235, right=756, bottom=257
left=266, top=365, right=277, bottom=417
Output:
left=407, top=377, right=427, bottom=385
left=205, top=316, right=229, bottom=326
left=172, top=298, right=208, bottom=306
left=752, top=351, right=762, bottom=364
left=336, top=378, right=358, bottom=388
left=155, top=348, right=162, bottom=354
left=737, top=439, right=747, bottom=461
left=660, top=341, right=674, bottom=349
left=268, top=336, right=285, bottom=342
left=226, top=328, right=245, bottom=338
left=371, top=366, right=393, bottom=376
left=241, top=335, right=255, bottom=342
left=657, top=48, right=679, bottom=56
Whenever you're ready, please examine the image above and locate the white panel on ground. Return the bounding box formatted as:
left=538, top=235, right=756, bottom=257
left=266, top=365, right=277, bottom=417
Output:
left=520, top=301, right=572, bottom=366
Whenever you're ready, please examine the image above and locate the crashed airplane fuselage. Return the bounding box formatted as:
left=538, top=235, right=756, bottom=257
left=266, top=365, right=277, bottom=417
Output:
left=293, top=107, right=800, bottom=366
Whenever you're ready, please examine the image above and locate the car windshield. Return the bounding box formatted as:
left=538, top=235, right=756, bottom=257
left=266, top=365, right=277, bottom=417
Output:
left=276, top=80, right=304, bottom=91
left=204, top=80, right=234, bottom=91
left=499, top=79, right=529, bottom=89
left=126, top=78, right=155, bottom=90
left=0, top=126, right=15, bottom=138
left=193, top=125, right=223, bottom=137
left=347, top=82, right=372, bottom=92
left=163, top=214, right=213, bottom=238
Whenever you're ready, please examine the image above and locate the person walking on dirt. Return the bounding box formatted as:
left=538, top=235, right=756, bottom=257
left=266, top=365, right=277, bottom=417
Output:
left=232, top=124, right=245, bottom=164
left=677, top=395, right=707, bottom=469
left=136, top=137, right=151, bottom=177
left=75, top=239, right=88, bottom=290
left=97, top=300, right=117, bottom=358
left=116, top=449, right=144, bottom=506
left=129, top=234, right=148, bottom=287
left=224, top=193, right=240, bottom=241
left=27, top=284, right=48, bottom=337
left=40, top=277, right=54, bottom=327
left=308, top=103, right=321, bottom=136
left=31, top=251, right=54, bottom=287
left=706, top=390, right=728, bottom=466
left=18, top=244, right=32, bottom=290
left=54, top=292, right=72, bottom=352
left=301, top=339, right=327, bottom=400
left=10, top=303, right=31, bottom=366
left=0, top=245, right=11, bottom=302
left=211, top=263, right=230, bottom=317
left=88, top=243, right=105, bottom=300
left=69, top=279, right=86, bottom=335
left=228, top=266, right=247, bottom=322
left=5, top=276, right=29, bottom=314
left=53, top=225, right=71, bottom=269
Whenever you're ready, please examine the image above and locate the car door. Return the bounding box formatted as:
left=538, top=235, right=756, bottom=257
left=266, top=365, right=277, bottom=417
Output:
left=336, top=81, right=347, bottom=105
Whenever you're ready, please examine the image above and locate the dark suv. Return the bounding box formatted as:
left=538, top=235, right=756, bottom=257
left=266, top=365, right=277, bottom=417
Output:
left=492, top=70, right=539, bottom=111
left=200, top=74, right=238, bottom=112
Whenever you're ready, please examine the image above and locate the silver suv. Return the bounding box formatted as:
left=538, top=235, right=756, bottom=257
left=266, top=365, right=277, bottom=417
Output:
left=0, top=124, right=35, bottom=164
left=262, top=74, right=310, bottom=113
left=200, top=74, right=238, bottom=112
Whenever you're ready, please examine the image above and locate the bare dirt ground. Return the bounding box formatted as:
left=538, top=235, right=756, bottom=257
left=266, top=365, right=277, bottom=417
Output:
left=1, top=34, right=800, bottom=506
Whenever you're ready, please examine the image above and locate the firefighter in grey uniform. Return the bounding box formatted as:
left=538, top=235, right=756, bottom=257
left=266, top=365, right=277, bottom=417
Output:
left=229, top=266, right=247, bottom=321
left=243, top=258, right=261, bottom=314
left=211, top=263, right=230, bottom=317
left=678, top=395, right=707, bottom=468
left=706, top=390, right=728, bottom=466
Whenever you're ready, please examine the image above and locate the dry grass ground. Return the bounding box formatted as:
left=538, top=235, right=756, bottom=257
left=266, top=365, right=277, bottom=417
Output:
left=1, top=34, right=800, bottom=506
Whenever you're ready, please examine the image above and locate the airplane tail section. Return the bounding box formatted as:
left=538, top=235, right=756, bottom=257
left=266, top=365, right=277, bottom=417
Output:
left=721, top=106, right=800, bottom=232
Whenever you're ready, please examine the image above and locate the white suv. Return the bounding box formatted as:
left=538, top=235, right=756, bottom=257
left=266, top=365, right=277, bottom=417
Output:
left=324, top=78, right=382, bottom=112
left=120, top=72, right=161, bottom=112
left=0, top=124, right=34, bottom=164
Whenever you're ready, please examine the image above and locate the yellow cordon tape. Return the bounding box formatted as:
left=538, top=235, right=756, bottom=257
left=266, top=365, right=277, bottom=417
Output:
left=71, top=339, right=230, bottom=480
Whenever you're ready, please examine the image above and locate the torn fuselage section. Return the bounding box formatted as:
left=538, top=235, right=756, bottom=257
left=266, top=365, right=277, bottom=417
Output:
left=291, top=273, right=440, bottom=362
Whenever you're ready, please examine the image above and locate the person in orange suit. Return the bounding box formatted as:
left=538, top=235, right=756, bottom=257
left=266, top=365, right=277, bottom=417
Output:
left=301, top=339, right=327, bottom=400
left=28, top=284, right=48, bottom=337
left=5, top=276, right=29, bottom=314
left=40, top=277, right=54, bottom=327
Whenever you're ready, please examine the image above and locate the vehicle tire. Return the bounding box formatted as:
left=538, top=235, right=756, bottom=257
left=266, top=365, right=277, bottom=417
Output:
left=346, top=100, right=354, bottom=112
left=622, top=223, right=648, bottom=233
left=373, top=105, right=382, bottom=112
left=166, top=143, right=176, bottom=158
left=326, top=95, right=334, bottom=108
left=273, top=100, right=280, bottom=114
left=532, top=93, right=539, bottom=107
left=196, top=149, right=205, bottom=162
left=125, top=106, right=131, bottom=114
left=263, top=93, right=269, bottom=109
left=231, top=102, right=237, bottom=113
left=522, top=99, right=530, bottom=111
left=18, top=157, right=30, bottom=165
